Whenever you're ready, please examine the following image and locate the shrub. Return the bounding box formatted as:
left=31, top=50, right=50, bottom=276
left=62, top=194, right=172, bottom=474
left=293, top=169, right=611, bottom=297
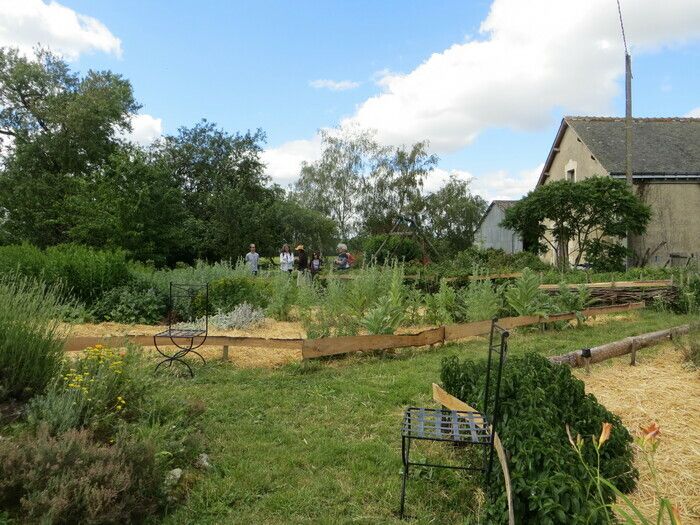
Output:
left=0, top=276, right=66, bottom=402
left=0, top=243, right=131, bottom=304
left=554, top=283, right=592, bottom=326
left=363, top=235, right=422, bottom=264
left=27, top=345, right=154, bottom=439
left=211, top=303, right=266, bottom=330
left=441, top=352, right=637, bottom=524
left=360, top=268, right=406, bottom=335
left=91, top=282, right=167, bottom=324
left=452, top=247, right=550, bottom=273
left=194, top=276, right=271, bottom=318
left=266, top=272, right=297, bottom=321
left=585, top=240, right=627, bottom=272
left=0, top=424, right=163, bottom=524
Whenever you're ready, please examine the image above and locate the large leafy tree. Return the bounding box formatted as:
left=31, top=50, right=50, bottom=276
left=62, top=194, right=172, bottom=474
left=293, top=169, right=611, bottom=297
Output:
left=423, top=175, right=487, bottom=253
left=293, top=128, right=379, bottom=240
left=0, top=47, right=139, bottom=246
left=360, top=141, right=438, bottom=233
left=502, top=177, right=651, bottom=270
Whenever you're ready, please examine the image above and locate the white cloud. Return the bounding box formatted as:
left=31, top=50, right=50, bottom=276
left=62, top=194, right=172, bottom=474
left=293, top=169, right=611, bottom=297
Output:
left=423, top=168, right=474, bottom=193
left=262, top=136, right=323, bottom=187
left=310, top=79, right=361, bottom=91
left=0, top=0, right=121, bottom=60
left=119, top=114, right=163, bottom=146
left=343, top=0, right=700, bottom=151
left=471, top=163, right=544, bottom=202
left=685, top=107, right=700, bottom=117
left=266, top=0, right=700, bottom=192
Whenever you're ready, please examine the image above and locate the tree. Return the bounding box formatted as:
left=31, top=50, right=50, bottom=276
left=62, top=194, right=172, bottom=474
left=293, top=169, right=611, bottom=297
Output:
left=67, top=146, right=185, bottom=265
left=360, top=141, right=438, bottom=233
left=293, top=128, right=379, bottom=240
left=0, top=47, right=139, bottom=246
left=502, top=177, right=651, bottom=270
left=155, top=120, right=269, bottom=260
left=423, top=175, right=487, bottom=254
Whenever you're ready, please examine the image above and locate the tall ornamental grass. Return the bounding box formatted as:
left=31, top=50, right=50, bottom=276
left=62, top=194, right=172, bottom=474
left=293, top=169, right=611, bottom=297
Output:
left=0, top=276, right=66, bottom=402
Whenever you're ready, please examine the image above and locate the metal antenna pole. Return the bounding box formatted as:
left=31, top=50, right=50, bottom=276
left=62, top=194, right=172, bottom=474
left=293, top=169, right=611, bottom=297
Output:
left=617, top=0, right=634, bottom=267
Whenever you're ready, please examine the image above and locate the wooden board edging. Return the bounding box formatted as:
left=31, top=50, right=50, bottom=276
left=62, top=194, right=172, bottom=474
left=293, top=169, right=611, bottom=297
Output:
left=431, top=383, right=514, bottom=525
left=63, top=335, right=304, bottom=352
left=301, top=327, right=444, bottom=359
left=539, top=279, right=672, bottom=290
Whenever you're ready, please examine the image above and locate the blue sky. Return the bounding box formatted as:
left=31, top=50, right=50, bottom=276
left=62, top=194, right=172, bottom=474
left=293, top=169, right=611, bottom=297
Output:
left=2, top=0, right=700, bottom=200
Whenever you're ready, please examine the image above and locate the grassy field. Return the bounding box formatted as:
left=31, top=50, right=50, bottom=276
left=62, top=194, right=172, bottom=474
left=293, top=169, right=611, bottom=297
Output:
left=158, top=310, right=693, bottom=524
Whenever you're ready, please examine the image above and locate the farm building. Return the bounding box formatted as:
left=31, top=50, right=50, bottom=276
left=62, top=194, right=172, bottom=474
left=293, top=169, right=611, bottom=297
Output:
left=474, top=200, right=523, bottom=253
left=537, top=116, right=700, bottom=267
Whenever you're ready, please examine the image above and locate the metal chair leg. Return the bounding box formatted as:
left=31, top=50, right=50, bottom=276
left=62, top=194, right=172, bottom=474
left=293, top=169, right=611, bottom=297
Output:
left=399, top=436, right=411, bottom=518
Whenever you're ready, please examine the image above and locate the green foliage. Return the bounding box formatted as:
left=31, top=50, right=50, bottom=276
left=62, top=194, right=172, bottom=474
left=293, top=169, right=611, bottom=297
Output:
left=503, top=268, right=550, bottom=316
left=441, top=352, right=637, bottom=524
left=424, top=278, right=458, bottom=324
left=0, top=276, right=66, bottom=402
left=503, top=177, right=651, bottom=269
left=27, top=345, right=154, bottom=439
left=461, top=279, right=502, bottom=322
left=0, top=425, right=161, bottom=524
left=266, top=272, right=297, bottom=321
left=452, top=247, right=550, bottom=273
left=585, top=240, right=628, bottom=272
left=363, top=234, right=422, bottom=264
left=199, top=276, right=271, bottom=317
left=91, top=282, right=167, bottom=324
left=0, top=243, right=130, bottom=304
left=554, top=283, right=592, bottom=326
left=360, top=266, right=406, bottom=334
left=0, top=47, right=139, bottom=248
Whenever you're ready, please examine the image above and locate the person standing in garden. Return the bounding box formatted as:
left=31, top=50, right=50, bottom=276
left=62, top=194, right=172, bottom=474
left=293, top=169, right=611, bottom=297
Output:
left=280, top=244, right=294, bottom=273
left=309, top=251, right=322, bottom=280
left=245, top=243, right=260, bottom=276
left=335, top=243, right=350, bottom=270
left=296, top=245, right=308, bottom=284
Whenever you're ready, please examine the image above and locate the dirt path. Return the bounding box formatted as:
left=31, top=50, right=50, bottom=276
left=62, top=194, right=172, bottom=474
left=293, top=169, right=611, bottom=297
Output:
left=577, top=346, right=700, bottom=522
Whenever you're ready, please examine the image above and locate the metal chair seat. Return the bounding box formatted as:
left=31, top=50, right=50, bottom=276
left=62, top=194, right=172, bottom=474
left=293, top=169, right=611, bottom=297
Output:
left=402, top=407, right=491, bottom=445
left=154, top=328, right=206, bottom=338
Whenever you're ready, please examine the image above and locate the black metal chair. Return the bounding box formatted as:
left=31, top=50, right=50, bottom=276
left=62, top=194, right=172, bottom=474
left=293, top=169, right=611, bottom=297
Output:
left=153, top=283, right=209, bottom=377
left=399, top=318, right=509, bottom=518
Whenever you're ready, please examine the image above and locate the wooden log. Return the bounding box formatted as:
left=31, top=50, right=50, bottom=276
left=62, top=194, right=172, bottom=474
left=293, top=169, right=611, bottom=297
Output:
left=549, top=324, right=690, bottom=367
left=431, top=384, right=514, bottom=525
left=301, top=327, right=444, bottom=359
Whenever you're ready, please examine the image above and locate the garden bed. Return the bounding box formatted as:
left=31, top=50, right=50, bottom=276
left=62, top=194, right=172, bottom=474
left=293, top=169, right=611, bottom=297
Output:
left=576, top=345, right=700, bottom=521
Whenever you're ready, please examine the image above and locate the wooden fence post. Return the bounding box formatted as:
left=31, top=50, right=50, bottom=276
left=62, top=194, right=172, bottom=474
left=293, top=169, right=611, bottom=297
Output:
left=222, top=345, right=229, bottom=361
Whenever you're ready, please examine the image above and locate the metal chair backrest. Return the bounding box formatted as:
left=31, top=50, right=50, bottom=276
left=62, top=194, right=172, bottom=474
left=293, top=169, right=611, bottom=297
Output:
left=167, top=283, right=209, bottom=333
left=482, top=318, right=509, bottom=433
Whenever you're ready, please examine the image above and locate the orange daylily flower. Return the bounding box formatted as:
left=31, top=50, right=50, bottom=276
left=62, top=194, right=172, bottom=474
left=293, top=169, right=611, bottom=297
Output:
left=598, top=422, right=613, bottom=447
left=640, top=422, right=661, bottom=443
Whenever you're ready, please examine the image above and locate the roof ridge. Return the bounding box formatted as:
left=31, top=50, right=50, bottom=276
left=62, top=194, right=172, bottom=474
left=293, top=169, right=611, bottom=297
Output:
left=565, top=116, right=700, bottom=122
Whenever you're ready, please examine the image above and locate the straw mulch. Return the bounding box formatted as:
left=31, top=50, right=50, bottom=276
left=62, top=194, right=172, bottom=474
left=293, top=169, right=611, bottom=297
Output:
left=575, top=345, right=700, bottom=522
left=64, top=319, right=304, bottom=368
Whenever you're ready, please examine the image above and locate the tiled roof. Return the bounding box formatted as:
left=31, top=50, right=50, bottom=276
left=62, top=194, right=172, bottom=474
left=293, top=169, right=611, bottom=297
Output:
left=564, top=116, right=700, bottom=175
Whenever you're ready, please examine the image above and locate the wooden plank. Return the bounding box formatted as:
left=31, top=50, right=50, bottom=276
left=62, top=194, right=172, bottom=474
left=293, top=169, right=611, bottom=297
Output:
left=539, top=279, right=672, bottom=290
left=432, top=384, right=514, bottom=525
left=301, top=327, right=444, bottom=359
left=64, top=335, right=304, bottom=352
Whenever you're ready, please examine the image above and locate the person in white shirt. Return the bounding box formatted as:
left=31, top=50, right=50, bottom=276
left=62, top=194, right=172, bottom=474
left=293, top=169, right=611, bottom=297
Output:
left=245, top=244, right=259, bottom=275
left=280, top=244, right=294, bottom=273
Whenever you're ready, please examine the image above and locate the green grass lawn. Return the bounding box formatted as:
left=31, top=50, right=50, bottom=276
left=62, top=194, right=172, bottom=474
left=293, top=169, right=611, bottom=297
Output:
left=159, top=310, right=692, bottom=524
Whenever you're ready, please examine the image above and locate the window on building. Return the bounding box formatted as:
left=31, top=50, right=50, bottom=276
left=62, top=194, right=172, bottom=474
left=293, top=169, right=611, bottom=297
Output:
left=566, top=168, right=576, bottom=182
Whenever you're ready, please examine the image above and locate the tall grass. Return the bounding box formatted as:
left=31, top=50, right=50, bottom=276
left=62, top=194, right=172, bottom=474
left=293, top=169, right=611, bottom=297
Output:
left=132, top=259, right=243, bottom=295
left=0, top=275, right=67, bottom=402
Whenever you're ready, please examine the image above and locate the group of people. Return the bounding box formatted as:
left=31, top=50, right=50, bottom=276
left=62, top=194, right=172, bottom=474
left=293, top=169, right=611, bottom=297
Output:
left=244, top=243, right=353, bottom=278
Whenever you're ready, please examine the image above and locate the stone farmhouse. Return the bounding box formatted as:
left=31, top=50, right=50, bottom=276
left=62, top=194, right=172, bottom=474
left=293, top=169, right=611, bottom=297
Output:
left=537, top=116, right=700, bottom=267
